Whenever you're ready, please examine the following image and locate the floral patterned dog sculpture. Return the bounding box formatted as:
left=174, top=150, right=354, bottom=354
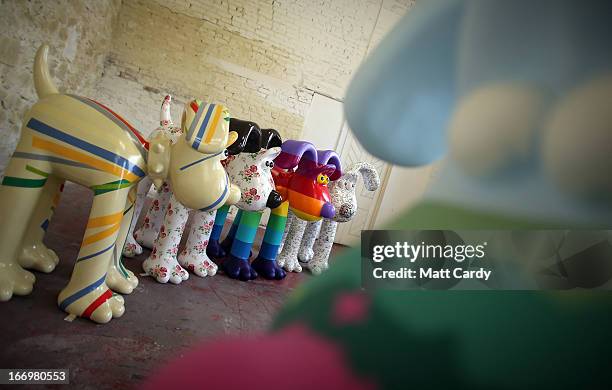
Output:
left=219, top=142, right=342, bottom=279
left=140, top=119, right=279, bottom=283
left=206, top=126, right=283, bottom=259
left=0, top=45, right=237, bottom=324
left=297, top=162, right=380, bottom=274
left=275, top=147, right=343, bottom=272
left=122, top=94, right=181, bottom=258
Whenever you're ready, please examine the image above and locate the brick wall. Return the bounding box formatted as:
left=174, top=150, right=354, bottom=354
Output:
left=0, top=0, right=121, bottom=174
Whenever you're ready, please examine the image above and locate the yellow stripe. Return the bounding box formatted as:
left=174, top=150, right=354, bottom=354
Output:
left=204, top=106, right=223, bottom=144
left=82, top=223, right=120, bottom=246
left=32, top=136, right=139, bottom=182
left=271, top=201, right=289, bottom=216
left=86, top=211, right=124, bottom=228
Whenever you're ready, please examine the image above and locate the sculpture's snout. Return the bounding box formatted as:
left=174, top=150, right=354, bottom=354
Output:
left=320, top=202, right=335, bottom=219
left=266, top=190, right=283, bottom=209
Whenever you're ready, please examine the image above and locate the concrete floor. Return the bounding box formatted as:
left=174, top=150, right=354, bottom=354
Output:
left=0, top=182, right=346, bottom=389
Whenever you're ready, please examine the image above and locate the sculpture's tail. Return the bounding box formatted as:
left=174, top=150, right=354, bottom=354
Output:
left=33, top=44, right=59, bottom=99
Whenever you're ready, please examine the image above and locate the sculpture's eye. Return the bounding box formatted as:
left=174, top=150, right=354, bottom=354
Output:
left=224, top=149, right=229, bottom=157
left=317, top=174, right=328, bottom=185
left=265, top=161, right=274, bottom=168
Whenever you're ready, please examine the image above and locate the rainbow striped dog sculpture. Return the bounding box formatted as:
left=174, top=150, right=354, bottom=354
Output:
left=217, top=141, right=342, bottom=280
left=0, top=45, right=238, bottom=323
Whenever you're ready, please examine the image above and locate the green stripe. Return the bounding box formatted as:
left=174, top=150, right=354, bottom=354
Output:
left=239, top=210, right=262, bottom=228
left=91, top=179, right=132, bottom=195
left=25, top=165, right=49, bottom=177
left=267, top=213, right=287, bottom=230
left=2, top=176, right=47, bottom=188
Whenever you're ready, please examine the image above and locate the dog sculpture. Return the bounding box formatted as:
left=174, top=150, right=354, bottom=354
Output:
left=136, top=118, right=281, bottom=283
left=295, top=162, right=380, bottom=274
left=274, top=146, right=343, bottom=272
left=0, top=45, right=238, bottom=323
left=219, top=141, right=342, bottom=279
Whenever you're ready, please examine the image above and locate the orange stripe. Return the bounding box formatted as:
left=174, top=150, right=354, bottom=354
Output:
left=86, top=211, right=124, bottom=228
left=82, top=223, right=120, bottom=246
left=204, top=106, right=223, bottom=143
left=287, top=189, right=324, bottom=217
left=32, top=136, right=139, bottom=182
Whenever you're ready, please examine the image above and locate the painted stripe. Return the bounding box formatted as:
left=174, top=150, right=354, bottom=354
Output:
left=87, top=211, right=124, bottom=228
left=91, top=179, right=132, bottom=195
left=257, top=242, right=280, bottom=261
left=123, top=203, right=134, bottom=216
left=113, top=248, right=129, bottom=279
left=287, top=189, right=324, bottom=217
left=271, top=201, right=289, bottom=216
left=41, top=219, right=50, bottom=232
left=179, top=151, right=223, bottom=171
left=25, top=165, right=49, bottom=177
left=68, top=95, right=149, bottom=156
left=31, top=136, right=140, bottom=183
left=186, top=102, right=206, bottom=141
left=198, top=174, right=229, bottom=212
left=12, top=151, right=100, bottom=171
left=59, top=274, right=106, bottom=311
left=204, top=105, right=222, bottom=144
left=81, top=289, right=113, bottom=319
left=230, top=239, right=254, bottom=260
left=82, top=223, right=120, bottom=246
left=1, top=176, right=47, bottom=188
left=27, top=118, right=145, bottom=178
left=262, top=225, right=284, bottom=245
left=77, top=243, right=115, bottom=262
left=192, top=104, right=215, bottom=150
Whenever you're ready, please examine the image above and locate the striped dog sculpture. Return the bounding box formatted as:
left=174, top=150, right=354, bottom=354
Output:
left=0, top=45, right=238, bottom=323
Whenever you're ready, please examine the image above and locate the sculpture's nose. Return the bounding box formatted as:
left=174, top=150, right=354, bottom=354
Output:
left=339, top=204, right=355, bottom=219
left=266, top=190, right=283, bottom=209
left=320, top=202, right=335, bottom=219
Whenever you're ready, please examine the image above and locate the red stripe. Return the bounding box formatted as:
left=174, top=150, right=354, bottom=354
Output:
left=81, top=289, right=113, bottom=319
left=190, top=101, right=199, bottom=112
left=88, top=98, right=150, bottom=150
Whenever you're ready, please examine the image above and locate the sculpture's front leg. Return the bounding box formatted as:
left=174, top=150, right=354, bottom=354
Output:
left=306, top=219, right=337, bottom=275
left=298, top=220, right=322, bottom=263
left=178, top=209, right=218, bottom=277
left=122, top=177, right=151, bottom=257
left=277, top=210, right=306, bottom=272
left=142, top=193, right=190, bottom=284
left=134, top=182, right=172, bottom=250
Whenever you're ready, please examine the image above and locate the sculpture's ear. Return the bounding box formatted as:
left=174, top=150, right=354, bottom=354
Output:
left=226, top=131, right=238, bottom=148
left=147, top=130, right=172, bottom=190
left=183, top=100, right=231, bottom=154
left=259, top=146, right=281, bottom=163
left=261, top=128, right=283, bottom=148
left=274, top=140, right=318, bottom=169
left=317, top=150, right=342, bottom=181
left=349, top=162, right=380, bottom=191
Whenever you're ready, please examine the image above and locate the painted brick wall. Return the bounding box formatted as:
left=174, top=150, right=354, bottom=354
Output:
left=0, top=0, right=121, bottom=175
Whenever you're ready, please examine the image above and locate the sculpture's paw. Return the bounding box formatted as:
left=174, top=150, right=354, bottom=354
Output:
left=106, top=263, right=139, bottom=294
left=18, top=242, right=59, bottom=273
left=251, top=258, right=286, bottom=280
left=280, top=254, right=302, bottom=273
left=222, top=256, right=258, bottom=281
left=307, top=258, right=329, bottom=276
left=0, top=263, right=36, bottom=301
left=143, top=256, right=189, bottom=284
left=178, top=251, right=218, bottom=278
left=298, top=247, right=314, bottom=262
left=206, top=240, right=226, bottom=259
left=134, top=226, right=158, bottom=250
left=122, top=235, right=143, bottom=258
left=58, top=284, right=124, bottom=324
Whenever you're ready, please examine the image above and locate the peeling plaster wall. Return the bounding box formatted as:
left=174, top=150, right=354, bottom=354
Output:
left=0, top=0, right=122, bottom=175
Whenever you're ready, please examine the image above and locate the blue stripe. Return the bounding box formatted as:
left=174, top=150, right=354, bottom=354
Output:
left=258, top=242, right=280, bottom=261
left=186, top=102, right=206, bottom=141
left=41, top=219, right=50, bottom=232
left=230, top=239, right=253, bottom=260
left=77, top=243, right=115, bottom=262
left=59, top=274, right=106, bottom=311
left=199, top=174, right=229, bottom=212
left=179, top=151, right=223, bottom=171
left=263, top=226, right=284, bottom=245
left=192, top=104, right=215, bottom=150
left=210, top=223, right=224, bottom=241
left=27, top=118, right=145, bottom=178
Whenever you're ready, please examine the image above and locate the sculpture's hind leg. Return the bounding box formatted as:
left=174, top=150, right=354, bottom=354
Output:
left=122, top=177, right=151, bottom=257
left=18, top=176, right=64, bottom=273
left=57, top=187, right=130, bottom=323
left=107, top=185, right=139, bottom=294
left=0, top=157, right=50, bottom=301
